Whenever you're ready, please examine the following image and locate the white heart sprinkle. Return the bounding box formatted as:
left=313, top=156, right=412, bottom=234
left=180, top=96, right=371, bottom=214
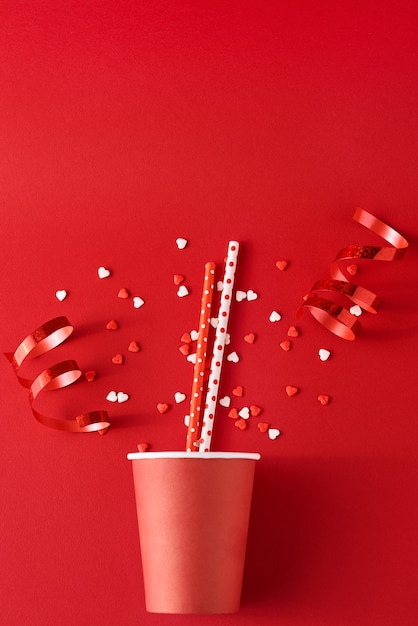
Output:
left=210, top=318, right=219, bottom=328
left=117, top=391, right=129, bottom=403
left=247, top=290, right=258, bottom=301
left=176, top=237, right=188, bottom=249
left=319, top=349, right=331, bottom=362
left=184, top=415, right=190, bottom=427
left=350, top=304, right=362, bottom=317
left=175, top=392, right=186, bottom=403
left=187, top=353, right=197, bottom=364
left=217, top=281, right=223, bottom=291
left=269, top=310, right=282, bottom=322
left=238, top=407, right=250, bottom=420
left=227, top=351, right=239, bottom=363
left=219, top=396, right=231, bottom=408
left=236, top=290, right=247, bottom=302
left=177, top=285, right=189, bottom=298
left=133, top=296, right=145, bottom=309
left=190, top=330, right=199, bottom=341
left=106, top=391, right=118, bottom=403
left=268, top=428, right=281, bottom=440
left=98, top=266, right=111, bottom=279
left=55, top=290, right=67, bottom=302
left=225, top=333, right=231, bottom=345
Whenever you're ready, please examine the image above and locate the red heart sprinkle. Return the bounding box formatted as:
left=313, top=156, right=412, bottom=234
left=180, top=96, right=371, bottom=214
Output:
left=276, top=260, right=288, bottom=271
left=280, top=340, right=291, bottom=351
left=174, top=274, right=185, bottom=285
left=112, top=354, right=124, bottom=365
left=286, top=386, right=298, bottom=397
left=179, top=344, right=190, bottom=356
left=118, top=288, right=129, bottom=299
left=98, top=426, right=110, bottom=436
left=318, top=394, right=330, bottom=405
left=232, top=385, right=244, bottom=397
left=137, top=442, right=149, bottom=452
left=85, top=370, right=96, bottom=382
left=257, top=422, right=269, bottom=433
left=228, top=408, right=239, bottom=420
left=106, top=319, right=118, bottom=330
left=128, top=341, right=140, bottom=352
left=181, top=332, right=192, bottom=344
left=287, top=326, right=299, bottom=337
left=347, top=264, right=358, bottom=276
left=244, top=332, right=256, bottom=344
left=234, top=418, right=247, bottom=430
left=157, top=403, right=169, bottom=414
left=250, top=405, right=262, bottom=417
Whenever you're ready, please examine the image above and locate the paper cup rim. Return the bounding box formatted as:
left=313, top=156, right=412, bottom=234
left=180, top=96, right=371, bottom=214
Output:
left=127, top=451, right=261, bottom=461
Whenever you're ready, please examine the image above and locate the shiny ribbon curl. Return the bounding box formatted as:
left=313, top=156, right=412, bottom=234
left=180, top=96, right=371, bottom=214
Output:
left=5, top=316, right=110, bottom=433
left=297, top=208, right=409, bottom=340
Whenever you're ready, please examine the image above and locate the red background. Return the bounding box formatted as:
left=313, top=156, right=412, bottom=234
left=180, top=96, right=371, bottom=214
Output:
left=1, top=2, right=418, bottom=624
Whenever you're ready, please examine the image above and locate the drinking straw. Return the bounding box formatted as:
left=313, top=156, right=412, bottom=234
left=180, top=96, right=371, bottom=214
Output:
left=199, top=241, right=239, bottom=452
left=186, top=262, right=216, bottom=451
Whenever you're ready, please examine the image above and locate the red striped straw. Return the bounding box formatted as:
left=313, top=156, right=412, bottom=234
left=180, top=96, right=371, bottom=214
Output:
left=199, top=241, right=239, bottom=452
left=185, top=262, right=216, bottom=451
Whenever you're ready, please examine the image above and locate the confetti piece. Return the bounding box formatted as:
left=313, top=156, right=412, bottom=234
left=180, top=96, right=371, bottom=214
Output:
left=137, top=442, right=149, bottom=452
left=246, top=290, right=258, bottom=301
left=55, top=290, right=67, bottom=301
left=227, top=351, right=239, bottom=363
left=174, top=392, right=186, bottom=403
left=280, top=339, right=291, bottom=351
left=347, top=264, right=358, bottom=275
left=268, top=428, right=281, bottom=440
left=269, top=311, right=282, bottom=322
left=117, top=391, right=129, bottom=403
left=244, top=332, right=255, bottom=344
left=106, top=319, right=119, bottom=330
left=98, top=266, right=111, bottom=279
left=318, top=348, right=331, bottom=361
left=219, top=396, right=231, bottom=408
left=118, top=288, right=129, bottom=299
left=232, top=385, right=244, bottom=397
left=250, top=405, right=262, bottom=417
left=285, top=386, right=298, bottom=397
left=287, top=326, right=299, bottom=337
left=85, top=370, right=96, bottom=382
left=276, top=260, right=288, bottom=271
left=133, top=296, right=145, bottom=309
left=257, top=422, right=269, bottom=433
left=173, top=274, right=185, bottom=285
left=238, top=407, right=250, bottom=419
left=236, top=290, right=247, bottom=302
left=177, top=285, right=189, bottom=297
left=228, top=408, right=239, bottom=419
left=176, top=237, right=188, bottom=249
left=179, top=344, right=190, bottom=356
left=350, top=304, right=362, bottom=317
left=106, top=391, right=118, bottom=402
left=234, top=418, right=247, bottom=430
left=318, top=394, right=330, bottom=405
left=128, top=341, right=140, bottom=353
left=157, top=403, right=169, bottom=414
left=111, top=354, right=124, bottom=365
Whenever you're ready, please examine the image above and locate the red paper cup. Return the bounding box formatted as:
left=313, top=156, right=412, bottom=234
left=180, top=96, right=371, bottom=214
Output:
left=127, top=451, right=260, bottom=614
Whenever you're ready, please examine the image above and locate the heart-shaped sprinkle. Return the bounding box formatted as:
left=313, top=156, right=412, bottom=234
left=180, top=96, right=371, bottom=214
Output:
left=85, top=370, right=96, bottom=382
left=276, top=260, right=288, bottom=271
left=318, top=394, right=330, bottom=406
left=173, top=274, right=185, bottom=285
left=112, top=354, right=124, bottom=365
left=55, top=290, right=67, bottom=301
left=137, top=442, right=149, bottom=452
left=179, top=344, right=190, bottom=356
left=177, top=285, right=189, bottom=298
left=228, top=408, right=239, bottom=420
left=217, top=281, right=223, bottom=291
left=247, top=290, right=258, bottom=301
left=232, top=385, right=244, bottom=397
left=117, top=391, right=129, bottom=403
left=106, top=319, right=119, bottom=330
left=257, top=422, right=269, bottom=433
left=350, top=304, right=362, bottom=317
left=268, top=428, right=281, bottom=440
left=176, top=237, right=188, bottom=249
left=219, top=396, right=231, bottom=408
left=234, top=418, right=247, bottom=430
left=174, top=392, right=186, bottom=404
left=347, top=264, right=358, bottom=276
left=287, top=326, right=299, bottom=337
left=286, top=386, right=298, bottom=397
left=181, top=332, right=192, bottom=343
left=210, top=317, right=219, bottom=328
left=117, top=288, right=129, bottom=299
left=238, top=407, right=250, bottom=419
left=319, top=348, right=331, bottom=361
left=106, top=391, right=118, bottom=403
left=187, top=353, right=197, bottom=364
left=128, top=341, right=140, bottom=352
left=225, top=333, right=231, bottom=345
left=280, top=340, right=291, bottom=351
left=97, top=427, right=109, bottom=436
left=250, top=405, right=262, bottom=417
left=236, top=290, right=247, bottom=302
left=157, top=403, right=169, bottom=414
left=98, top=266, right=111, bottom=279
left=190, top=330, right=199, bottom=341
left=133, top=296, right=145, bottom=309
left=269, top=310, right=282, bottom=322
left=227, top=351, right=239, bottom=363
left=184, top=414, right=190, bottom=427
left=244, top=332, right=255, bottom=344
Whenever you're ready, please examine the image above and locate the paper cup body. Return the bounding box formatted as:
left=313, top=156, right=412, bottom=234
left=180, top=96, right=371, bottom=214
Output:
left=127, top=452, right=260, bottom=614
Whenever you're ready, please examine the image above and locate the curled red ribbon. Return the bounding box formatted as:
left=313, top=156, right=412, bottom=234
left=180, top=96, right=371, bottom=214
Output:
left=5, top=316, right=110, bottom=433
left=298, top=208, right=409, bottom=340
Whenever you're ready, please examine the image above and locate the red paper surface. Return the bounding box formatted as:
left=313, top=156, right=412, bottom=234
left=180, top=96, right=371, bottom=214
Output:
left=1, top=2, right=418, bottom=625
